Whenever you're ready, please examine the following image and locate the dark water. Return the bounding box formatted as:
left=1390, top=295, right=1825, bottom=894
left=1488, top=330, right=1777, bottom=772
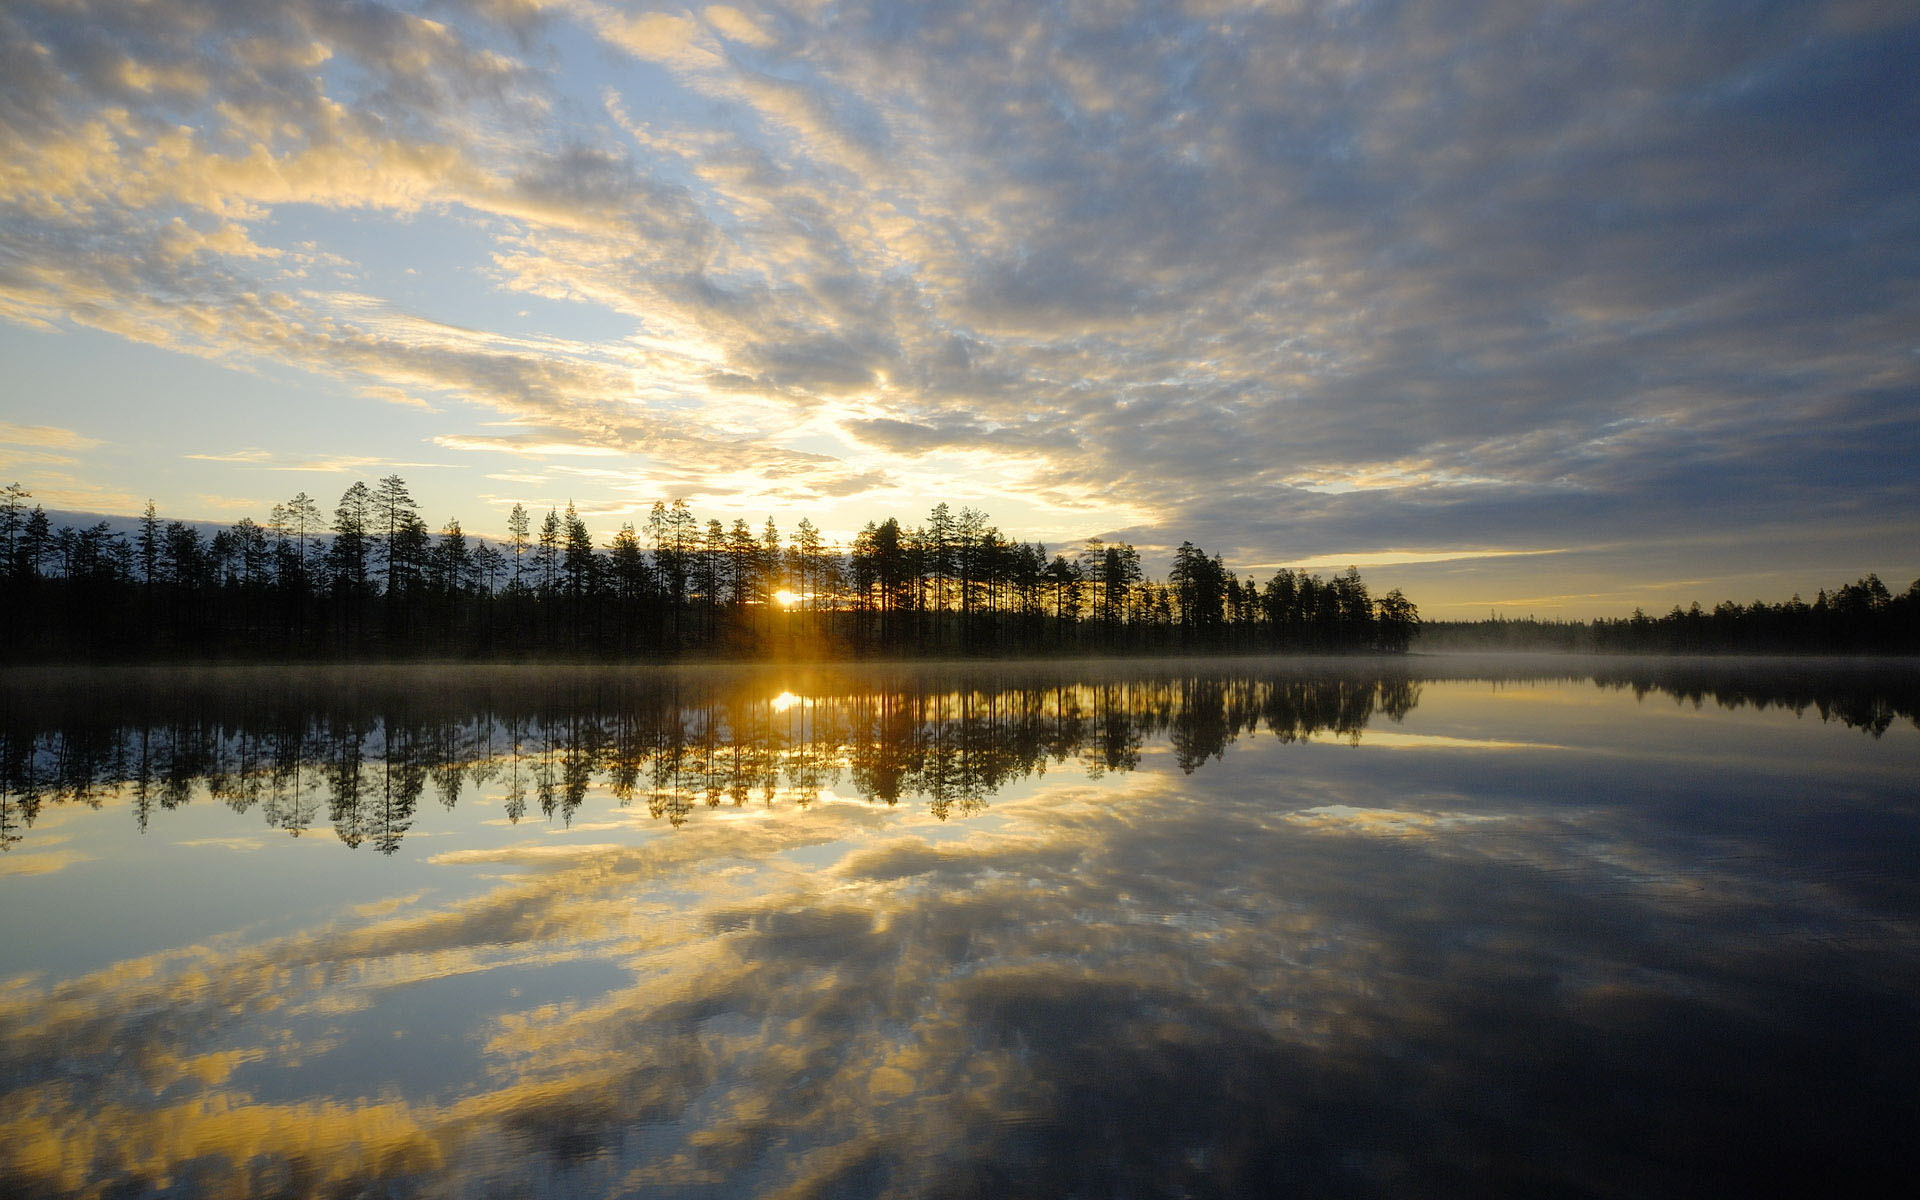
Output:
left=2, top=657, right=1916, bottom=1198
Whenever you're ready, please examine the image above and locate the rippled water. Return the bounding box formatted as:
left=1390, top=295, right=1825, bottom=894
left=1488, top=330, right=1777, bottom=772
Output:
left=2, top=657, right=1916, bottom=1197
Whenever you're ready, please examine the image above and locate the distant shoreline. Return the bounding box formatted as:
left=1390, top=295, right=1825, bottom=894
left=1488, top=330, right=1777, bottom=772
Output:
left=7, top=649, right=1918, bottom=677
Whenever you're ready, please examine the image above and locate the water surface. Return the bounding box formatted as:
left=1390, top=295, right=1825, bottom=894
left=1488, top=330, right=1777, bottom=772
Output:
left=3, top=658, right=1916, bottom=1197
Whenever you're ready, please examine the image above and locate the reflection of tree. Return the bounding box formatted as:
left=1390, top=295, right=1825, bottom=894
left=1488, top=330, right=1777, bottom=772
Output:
left=786, top=696, right=840, bottom=809
left=560, top=717, right=595, bottom=827
left=695, top=703, right=724, bottom=810
left=430, top=717, right=466, bottom=810
left=605, top=708, right=643, bottom=808
left=43, top=721, right=128, bottom=812
left=845, top=688, right=910, bottom=806
left=1377, top=678, right=1422, bottom=722
left=1081, top=683, right=1144, bottom=777
left=0, top=729, right=25, bottom=850
left=372, top=721, right=424, bottom=856
left=923, top=694, right=958, bottom=821
left=264, top=714, right=317, bottom=836
left=262, top=767, right=318, bottom=838
left=502, top=713, right=528, bottom=825
left=326, top=715, right=368, bottom=850
left=157, top=718, right=200, bottom=813
left=643, top=700, right=696, bottom=826
left=3, top=663, right=1915, bottom=851
left=535, top=715, right=560, bottom=822
left=129, top=724, right=154, bottom=834
left=0, top=790, right=19, bottom=852
left=1171, top=678, right=1232, bottom=773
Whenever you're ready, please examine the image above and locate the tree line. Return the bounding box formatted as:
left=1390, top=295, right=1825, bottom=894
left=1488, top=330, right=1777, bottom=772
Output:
left=1418, top=574, right=1920, bottom=654
left=0, top=479, right=1419, bottom=661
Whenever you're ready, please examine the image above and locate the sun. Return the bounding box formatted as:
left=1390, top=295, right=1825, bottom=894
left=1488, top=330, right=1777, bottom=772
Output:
left=773, top=589, right=801, bottom=607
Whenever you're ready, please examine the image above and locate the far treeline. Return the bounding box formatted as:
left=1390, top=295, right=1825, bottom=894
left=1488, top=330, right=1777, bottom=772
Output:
left=0, top=479, right=1419, bottom=662
left=1420, top=575, right=1920, bottom=654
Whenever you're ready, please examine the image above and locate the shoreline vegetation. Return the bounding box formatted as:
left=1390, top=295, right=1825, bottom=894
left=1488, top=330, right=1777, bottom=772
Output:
left=4, top=478, right=1914, bottom=662
left=1, top=479, right=1416, bottom=663
left=1418, top=574, right=1919, bottom=655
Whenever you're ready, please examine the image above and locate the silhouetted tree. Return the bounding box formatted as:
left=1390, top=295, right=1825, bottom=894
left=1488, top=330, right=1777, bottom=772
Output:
left=0, top=481, right=1481, bottom=660
left=506, top=503, right=531, bottom=591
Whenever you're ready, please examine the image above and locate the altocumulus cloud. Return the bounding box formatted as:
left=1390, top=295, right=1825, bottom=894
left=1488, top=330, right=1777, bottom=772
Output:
left=0, top=0, right=1916, bottom=585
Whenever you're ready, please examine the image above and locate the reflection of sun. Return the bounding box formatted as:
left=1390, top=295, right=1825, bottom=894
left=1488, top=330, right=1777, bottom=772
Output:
left=773, top=589, right=801, bottom=607
left=770, top=691, right=801, bottom=712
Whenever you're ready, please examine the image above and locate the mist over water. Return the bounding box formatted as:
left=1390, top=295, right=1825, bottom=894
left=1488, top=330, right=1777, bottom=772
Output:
left=3, top=658, right=1917, bottom=1197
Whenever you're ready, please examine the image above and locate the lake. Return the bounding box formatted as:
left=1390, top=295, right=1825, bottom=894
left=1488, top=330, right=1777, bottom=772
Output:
left=2, top=657, right=1916, bottom=1198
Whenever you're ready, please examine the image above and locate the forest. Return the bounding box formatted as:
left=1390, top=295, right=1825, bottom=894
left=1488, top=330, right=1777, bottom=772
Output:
left=0, top=479, right=1418, bottom=662
left=1418, top=574, right=1920, bottom=655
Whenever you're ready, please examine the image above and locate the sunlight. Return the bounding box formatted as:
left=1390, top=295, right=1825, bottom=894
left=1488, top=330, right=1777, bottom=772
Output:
left=773, top=589, right=801, bottom=607
left=770, top=691, right=802, bottom=713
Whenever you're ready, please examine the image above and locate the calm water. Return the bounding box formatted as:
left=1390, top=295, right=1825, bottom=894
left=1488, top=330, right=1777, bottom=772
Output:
left=2, top=657, right=1916, bottom=1198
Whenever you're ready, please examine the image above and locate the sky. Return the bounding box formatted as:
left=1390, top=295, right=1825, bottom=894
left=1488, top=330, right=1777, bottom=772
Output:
left=1, top=0, right=1916, bottom=619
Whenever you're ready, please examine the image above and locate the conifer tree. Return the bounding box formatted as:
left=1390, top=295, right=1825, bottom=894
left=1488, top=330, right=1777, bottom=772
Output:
left=137, top=499, right=160, bottom=587
left=329, top=482, right=372, bottom=598
left=535, top=509, right=560, bottom=598
left=507, top=503, right=531, bottom=590
left=371, top=475, right=420, bottom=594
left=562, top=503, right=595, bottom=601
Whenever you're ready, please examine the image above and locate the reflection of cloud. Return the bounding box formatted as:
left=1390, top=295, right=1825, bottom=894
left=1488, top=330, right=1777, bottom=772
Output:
left=428, top=842, right=627, bottom=865
left=1307, top=730, right=1568, bottom=752
left=0, top=848, right=93, bottom=877
left=5, top=710, right=1915, bottom=1198
left=1285, top=803, right=1504, bottom=838
left=174, top=836, right=265, bottom=851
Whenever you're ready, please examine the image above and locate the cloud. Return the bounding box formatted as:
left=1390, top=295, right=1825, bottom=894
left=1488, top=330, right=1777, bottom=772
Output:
left=0, top=422, right=104, bottom=451
left=183, top=450, right=447, bottom=473
left=839, top=416, right=1065, bottom=459
left=0, top=0, right=1914, bottom=594
left=703, top=5, right=775, bottom=49
left=357, top=384, right=434, bottom=411
left=1255, top=547, right=1568, bottom=573
left=191, top=493, right=276, bottom=513
left=433, top=434, right=626, bottom=458
left=7, top=474, right=141, bottom=513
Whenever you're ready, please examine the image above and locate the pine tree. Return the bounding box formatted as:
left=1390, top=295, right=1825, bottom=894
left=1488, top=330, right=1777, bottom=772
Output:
left=370, top=475, right=420, bottom=594
left=329, top=482, right=372, bottom=598
left=535, top=508, right=560, bottom=598
left=507, top=503, right=530, bottom=590
left=20, top=506, right=50, bottom=580
left=1, top=483, right=30, bottom=582
left=136, top=499, right=160, bottom=587
left=437, top=519, right=470, bottom=595
left=280, top=491, right=322, bottom=584
left=562, top=503, right=595, bottom=601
